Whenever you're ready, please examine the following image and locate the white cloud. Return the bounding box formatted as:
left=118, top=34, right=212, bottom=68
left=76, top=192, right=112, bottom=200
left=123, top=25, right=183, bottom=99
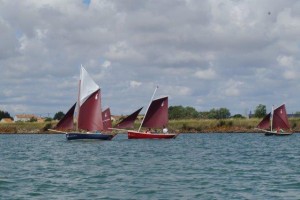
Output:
left=195, top=68, right=217, bottom=80
left=277, top=55, right=294, bottom=67
left=130, top=80, right=142, bottom=88
left=1, top=0, right=300, bottom=116
left=283, top=70, right=297, bottom=80
left=166, top=86, right=192, bottom=96
left=102, top=60, right=111, bottom=68
left=223, top=80, right=244, bottom=97
left=277, top=55, right=299, bottom=80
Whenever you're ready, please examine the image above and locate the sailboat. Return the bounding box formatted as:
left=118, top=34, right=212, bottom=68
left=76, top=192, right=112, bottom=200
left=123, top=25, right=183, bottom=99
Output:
left=256, top=104, right=292, bottom=136
left=52, top=66, right=115, bottom=140
left=115, top=107, right=143, bottom=129
left=127, top=87, right=179, bottom=139
left=55, top=103, right=76, bottom=131
left=102, top=108, right=112, bottom=132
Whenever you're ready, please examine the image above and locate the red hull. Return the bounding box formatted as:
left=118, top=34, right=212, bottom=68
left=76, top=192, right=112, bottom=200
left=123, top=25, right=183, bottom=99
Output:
left=128, top=130, right=178, bottom=139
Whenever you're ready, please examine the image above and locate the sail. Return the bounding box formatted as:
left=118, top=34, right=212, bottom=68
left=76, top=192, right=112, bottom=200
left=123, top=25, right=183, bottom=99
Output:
left=142, top=97, right=168, bottom=128
left=77, top=66, right=103, bottom=132
left=79, top=66, right=100, bottom=106
left=78, top=89, right=103, bottom=131
left=55, top=103, right=76, bottom=130
left=115, top=107, right=143, bottom=129
left=102, top=108, right=112, bottom=131
left=272, top=104, right=290, bottom=130
left=257, top=113, right=271, bottom=129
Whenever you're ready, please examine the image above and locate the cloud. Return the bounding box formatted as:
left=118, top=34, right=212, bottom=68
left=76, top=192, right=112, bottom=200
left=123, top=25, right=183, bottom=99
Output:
left=223, top=79, right=244, bottom=97
left=130, top=80, right=142, bottom=88
left=195, top=68, right=217, bottom=80
left=277, top=55, right=299, bottom=80
left=1, top=0, right=300, bottom=117
left=277, top=55, right=294, bottom=67
left=102, top=60, right=111, bottom=68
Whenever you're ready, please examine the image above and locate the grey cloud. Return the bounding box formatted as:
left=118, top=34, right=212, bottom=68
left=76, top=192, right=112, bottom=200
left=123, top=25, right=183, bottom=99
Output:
left=0, top=0, right=300, bottom=117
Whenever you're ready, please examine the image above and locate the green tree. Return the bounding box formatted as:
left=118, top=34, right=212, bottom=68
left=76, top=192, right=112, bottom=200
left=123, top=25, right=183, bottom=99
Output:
left=231, top=114, right=245, bottom=119
left=219, top=108, right=231, bottom=119
left=208, top=108, right=218, bottom=119
left=184, top=106, right=200, bottom=119
left=199, top=111, right=210, bottom=119
left=45, top=117, right=52, bottom=122
left=254, top=104, right=266, bottom=118
left=53, top=111, right=65, bottom=120
left=208, top=108, right=231, bottom=119
left=169, top=106, right=185, bottom=119
left=0, top=110, right=12, bottom=120
left=169, top=106, right=200, bottom=119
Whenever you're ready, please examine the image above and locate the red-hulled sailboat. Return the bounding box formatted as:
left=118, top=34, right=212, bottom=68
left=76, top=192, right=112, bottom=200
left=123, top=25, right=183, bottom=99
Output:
left=127, top=87, right=179, bottom=139
left=51, top=66, right=115, bottom=140
left=115, top=107, right=143, bottom=129
left=256, top=104, right=292, bottom=136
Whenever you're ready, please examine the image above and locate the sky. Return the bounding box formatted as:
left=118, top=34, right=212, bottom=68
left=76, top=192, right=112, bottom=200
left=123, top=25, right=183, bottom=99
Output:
left=1, top=0, right=300, bottom=117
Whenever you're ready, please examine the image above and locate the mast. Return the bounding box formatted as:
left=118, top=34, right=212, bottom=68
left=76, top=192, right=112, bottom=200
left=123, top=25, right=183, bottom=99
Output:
left=76, top=76, right=81, bottom=131
left=138, top=86, right=158, bottom=132
left=270, top=105, right=274, bottom=132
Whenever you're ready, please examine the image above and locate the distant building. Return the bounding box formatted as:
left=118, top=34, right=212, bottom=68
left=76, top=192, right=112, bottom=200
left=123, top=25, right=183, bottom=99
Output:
left=0, top=118, right=13, bottom=123
left=37, top=117, right=45, bottom=123
left=14, top=114, right=38, bottom=122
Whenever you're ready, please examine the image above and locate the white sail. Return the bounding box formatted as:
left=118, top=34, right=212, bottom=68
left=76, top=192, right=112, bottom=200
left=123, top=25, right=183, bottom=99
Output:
left=79, top=65, right=100, bottom=106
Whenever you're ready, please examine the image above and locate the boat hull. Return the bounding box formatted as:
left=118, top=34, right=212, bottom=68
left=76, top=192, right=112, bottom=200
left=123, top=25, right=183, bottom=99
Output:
left=264, top=131, right=275, bottom=136
left=274, top=132, right=293, bottom=136
left=66, top=133, right=115, bottom=140
left=263, top=130, right=293, bottom=136
left=128, top=130, right=178, bottom=139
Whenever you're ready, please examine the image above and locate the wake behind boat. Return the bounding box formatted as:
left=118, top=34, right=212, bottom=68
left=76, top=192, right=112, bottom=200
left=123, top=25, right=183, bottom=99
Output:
left=127, top=87, right=179, bottom=139
left=50, top=66, right=115, bottom=141
left=255, top=104, right=292, bottom=136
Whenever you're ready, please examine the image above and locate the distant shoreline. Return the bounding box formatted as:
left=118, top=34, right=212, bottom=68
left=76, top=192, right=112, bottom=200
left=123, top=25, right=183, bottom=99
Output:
left=0, top=118, right=299, bottom=134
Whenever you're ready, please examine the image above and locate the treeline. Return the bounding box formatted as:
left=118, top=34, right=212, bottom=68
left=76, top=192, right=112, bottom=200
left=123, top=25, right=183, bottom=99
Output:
left=169, top=106, right=233, bottom=120
left=0, top=110, right=13, bottom=120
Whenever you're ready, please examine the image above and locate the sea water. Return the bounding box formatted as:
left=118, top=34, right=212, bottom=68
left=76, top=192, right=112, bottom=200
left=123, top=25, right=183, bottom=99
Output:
left=1, top=133, right=300, bottom=199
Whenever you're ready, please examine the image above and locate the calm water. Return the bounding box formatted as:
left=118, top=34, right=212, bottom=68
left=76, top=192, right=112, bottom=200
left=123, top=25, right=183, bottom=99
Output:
left=1, top=133, right=300, bottom=200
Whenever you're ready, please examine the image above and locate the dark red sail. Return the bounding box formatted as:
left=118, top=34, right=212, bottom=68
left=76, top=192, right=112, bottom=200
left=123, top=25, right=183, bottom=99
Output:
left=116, top=107, right=143, bottom=129
left=55, top=103, right=76, bottom=131
left=257, top=113, right=271, bottom=129
left=102, top=108, right=112, bottom=131
left=78, top=89, right=103, bottom=131
left=273, top=104, right=290, bottom=130
left=142, top=97, right=168, bottom=128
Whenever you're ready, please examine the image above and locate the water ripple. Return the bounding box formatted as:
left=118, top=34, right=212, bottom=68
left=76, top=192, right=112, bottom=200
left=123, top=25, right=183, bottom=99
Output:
left=1, top=133, right=300, bottom=199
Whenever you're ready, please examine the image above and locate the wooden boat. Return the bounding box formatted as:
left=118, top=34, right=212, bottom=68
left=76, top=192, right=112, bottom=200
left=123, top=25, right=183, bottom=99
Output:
left=66, top=132, right=114, bottom=140
left=115, top=107, right=143, bottom=129
left=51, top=66, right=115, bottom=141
left=256, top=104, right=292, bottom=136
left=127, top=87, right=179, bottom=139
left=102, top=107, right=112, bottom=131
left=128, top=130, right=178, bottom=139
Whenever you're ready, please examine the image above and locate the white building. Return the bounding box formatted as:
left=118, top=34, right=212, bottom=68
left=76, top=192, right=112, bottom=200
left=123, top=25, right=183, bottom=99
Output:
left=14, top=114, right=38, bottom=122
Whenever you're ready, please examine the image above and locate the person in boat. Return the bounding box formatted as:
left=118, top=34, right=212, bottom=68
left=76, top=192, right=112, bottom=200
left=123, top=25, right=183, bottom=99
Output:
left=145, top=128, right=151, bottom=134
left=276, top=127, right=281, bottom=134
left=163, top=125, right=168, bottom=134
